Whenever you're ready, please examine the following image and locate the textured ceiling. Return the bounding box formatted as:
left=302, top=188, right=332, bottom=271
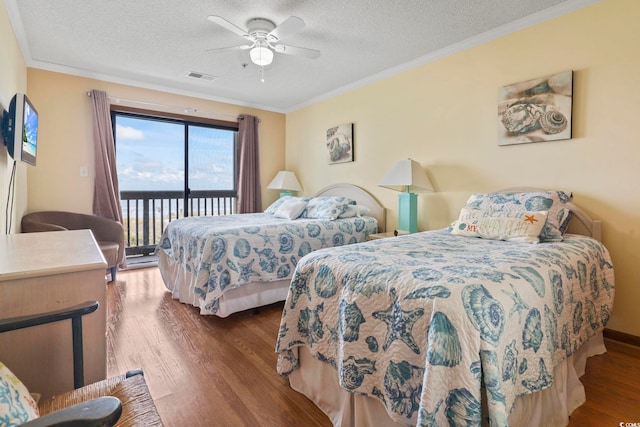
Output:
left=5, top=0, right=599, bottom=112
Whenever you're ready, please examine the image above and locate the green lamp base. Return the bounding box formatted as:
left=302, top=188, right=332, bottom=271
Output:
left=279, top=191, right=293, bottom=198
left=397, top=192, right=418, bottom=233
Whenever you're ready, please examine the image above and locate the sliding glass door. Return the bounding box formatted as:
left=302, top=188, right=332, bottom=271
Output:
left=113, top=111, right=237, bottom=255
left=187, top=124, right=237, bottom=215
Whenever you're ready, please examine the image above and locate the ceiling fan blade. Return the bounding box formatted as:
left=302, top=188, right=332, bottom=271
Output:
left=268, top=16, right=305, bottom=41
left=205, top=44, right=253, bottom=53
left=274, top=44, right=320, bottom=59
left=207, top=15, right=248, bottom=38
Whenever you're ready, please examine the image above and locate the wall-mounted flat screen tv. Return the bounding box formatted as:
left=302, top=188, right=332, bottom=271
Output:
left=2, top=93, right=39, bottom=166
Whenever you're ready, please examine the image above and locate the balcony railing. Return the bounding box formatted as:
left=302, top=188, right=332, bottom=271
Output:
left=120, top=190, right=237, bottom=256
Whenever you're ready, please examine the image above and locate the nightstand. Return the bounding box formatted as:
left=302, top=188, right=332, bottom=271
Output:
left=368, top=231, right=398, bottom=241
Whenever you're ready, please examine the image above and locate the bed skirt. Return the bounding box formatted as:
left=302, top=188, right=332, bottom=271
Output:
left=158, top=250, right=290, bottom=317
left=288, top=333, right=606, bottom=427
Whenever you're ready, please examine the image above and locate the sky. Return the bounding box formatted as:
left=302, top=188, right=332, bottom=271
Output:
left=115, top=115, right=235, bottom=192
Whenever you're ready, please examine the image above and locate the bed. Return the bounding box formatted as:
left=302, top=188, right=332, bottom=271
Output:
left=157, top=183, right=385, bottom=317
left=275, top=189, right=614, bottom=427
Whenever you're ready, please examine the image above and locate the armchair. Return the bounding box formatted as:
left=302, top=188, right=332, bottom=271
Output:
left=0, top=301, right=163, bottom=426
left=21, top=211, right=125, bottom=281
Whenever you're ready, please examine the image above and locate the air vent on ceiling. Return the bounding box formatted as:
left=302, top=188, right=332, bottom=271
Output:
left=186, top=71, right=217, bottom=81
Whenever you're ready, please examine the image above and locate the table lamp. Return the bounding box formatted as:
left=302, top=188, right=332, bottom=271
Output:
left=267, top=171, right=303, bottom=198
left=378, top=158, right=434, bottom=233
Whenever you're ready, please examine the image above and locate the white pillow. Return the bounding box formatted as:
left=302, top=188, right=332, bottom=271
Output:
left=451, top=208, right=548, bottom=243
left=302, top=197, right=354, bottom=220
left=338, top=204, right=370, bottom=218
left=264, top=196, right=310, bottom=215
left=272, top=198, right=308, bottom=219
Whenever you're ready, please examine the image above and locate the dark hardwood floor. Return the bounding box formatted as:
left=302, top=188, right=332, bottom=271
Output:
left=107, top=267, right=640, bottom=427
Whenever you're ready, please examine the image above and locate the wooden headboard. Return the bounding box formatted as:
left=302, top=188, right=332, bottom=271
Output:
left=498, top=187, right=602, bottom=242
left=315, top=183, right=386, bottom=232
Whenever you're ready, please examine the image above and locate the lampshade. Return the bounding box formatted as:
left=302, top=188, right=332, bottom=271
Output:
left=250, top=45, right=274, bottom=66
left=378, top=158, right=434, bottom=193
left=267, top=171, right=302, bottom=197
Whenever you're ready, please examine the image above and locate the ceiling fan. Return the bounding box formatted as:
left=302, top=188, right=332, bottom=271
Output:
left=207, top=15, right=320, bottom=81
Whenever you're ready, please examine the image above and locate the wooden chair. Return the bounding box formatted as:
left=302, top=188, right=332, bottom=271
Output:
left=0, top=301, right=163, bottom=426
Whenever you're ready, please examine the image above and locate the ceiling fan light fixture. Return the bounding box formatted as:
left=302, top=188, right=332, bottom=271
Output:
left=250, top=45, right=273, bottom=66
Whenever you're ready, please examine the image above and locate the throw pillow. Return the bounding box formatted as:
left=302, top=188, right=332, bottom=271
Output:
left=451, top=208, right=548, bottom=243
left=0, top=361, right=39, bottom=426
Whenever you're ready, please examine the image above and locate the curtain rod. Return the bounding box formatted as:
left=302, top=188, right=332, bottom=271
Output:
left=86, top=91, right=260, bottom=122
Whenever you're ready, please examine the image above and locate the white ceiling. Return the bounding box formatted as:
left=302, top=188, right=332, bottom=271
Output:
left=5, top=0, right=599, bottom=113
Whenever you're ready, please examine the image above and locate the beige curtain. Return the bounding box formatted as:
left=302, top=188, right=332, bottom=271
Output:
left=90, top=90, right=124, bottom=223
left=237, top=114, right=262, bottom=213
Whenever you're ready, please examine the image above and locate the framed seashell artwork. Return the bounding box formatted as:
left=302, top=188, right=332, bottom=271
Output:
left=497, top=70, right=572, bottom=146
left=326, top=123, right=354, bottom=164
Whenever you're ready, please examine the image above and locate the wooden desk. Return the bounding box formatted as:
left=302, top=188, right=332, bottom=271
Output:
left=0, top=230, right=107, bottom=398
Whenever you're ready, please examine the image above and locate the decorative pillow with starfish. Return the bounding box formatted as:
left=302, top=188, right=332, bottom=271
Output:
left=462, top=191, right=572, bottom=242
left=451, top=207, right=548, bottom=243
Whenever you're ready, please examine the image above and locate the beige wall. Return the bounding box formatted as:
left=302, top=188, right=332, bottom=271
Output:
left=0, top=0, right=27, bottom=233
left=286, top=0, right=640, bottom=336
left=25, top=69, right=286, bottom=214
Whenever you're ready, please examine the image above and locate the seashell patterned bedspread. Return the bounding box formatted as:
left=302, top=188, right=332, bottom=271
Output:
left=275, top=229, right=615, bottom=426
left=157, top=213, right=378, bottom=315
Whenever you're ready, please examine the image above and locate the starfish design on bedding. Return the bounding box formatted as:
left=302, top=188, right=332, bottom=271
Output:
left=289, top=268, right=315, bottom=309
left=257, top=232, right=273, bottom=246
left=372, top=288, right=425, bottom=354
left=524, top=214, right=538, bottom=224
left=502, top=283, right=530, bottom=324
left=237, top=259, right=260, bottom=282
left=327, top=322, right=340, bottom=344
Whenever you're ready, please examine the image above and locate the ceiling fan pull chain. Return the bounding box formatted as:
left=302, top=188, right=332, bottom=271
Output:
left=260, top=66, right=265, bottom=83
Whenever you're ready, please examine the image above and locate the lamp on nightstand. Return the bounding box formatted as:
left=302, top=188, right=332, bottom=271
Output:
left=267, top=171, right=303, bottom=198
left=378, top=158, right=434, bottom=233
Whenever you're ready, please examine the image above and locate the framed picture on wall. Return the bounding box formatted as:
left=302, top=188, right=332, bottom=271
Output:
left=498, top=70, right=573, bottom=146
left=326, top=123, right=354, bottom=164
